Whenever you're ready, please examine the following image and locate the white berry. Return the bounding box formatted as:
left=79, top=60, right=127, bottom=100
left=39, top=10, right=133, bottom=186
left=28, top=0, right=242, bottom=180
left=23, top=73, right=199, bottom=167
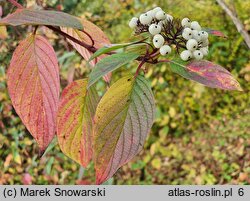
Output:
left=186, top=39, right=198, bottom=51
left=200, top=47, right=209, bottom=56
left=180, top=50, right=193, bottom=61
left=182, top=28, right=192, bottom=40
left=139, top=13, right=152, bottom=25
left=158, top=20, right=165, bottom=28
left=199, top=31, right=208, bottom=40
left=166, top=14, right=173, bottom=21
left=149, top=23, right=161, bottom=35
left=193, top=50, right=203, bottom=60
left=200, top=39, right=209, bottom=47
left=192, top=30, right=202, bottom=41
left=155, top=10, right=166, bottom=20
left=129, top=17, right=138, bottom=29
left=146, top=10, right=155, bottom=18
left=153, top=34, right=165, bottom=48
left=152, top=7, right=162, bottom=16
left=190, top=21, right=201, bottom=31
left=181, top=18, right=191, bottom=27
left=160, top=45, right=171, bottom=55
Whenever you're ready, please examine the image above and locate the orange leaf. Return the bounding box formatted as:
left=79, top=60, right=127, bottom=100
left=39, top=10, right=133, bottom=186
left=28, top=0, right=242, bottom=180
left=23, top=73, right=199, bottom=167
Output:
left=7, top=34, right=60, bottom=152
left=61, top=18, right=111, bottom=82
left=57, top=79, right=99, bottom=167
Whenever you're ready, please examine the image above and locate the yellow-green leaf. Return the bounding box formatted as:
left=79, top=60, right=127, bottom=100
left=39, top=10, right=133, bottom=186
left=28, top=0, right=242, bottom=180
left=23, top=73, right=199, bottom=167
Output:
left=94, top=75, right=155, bottom=184
left=57, top=79, right=99, bottom=167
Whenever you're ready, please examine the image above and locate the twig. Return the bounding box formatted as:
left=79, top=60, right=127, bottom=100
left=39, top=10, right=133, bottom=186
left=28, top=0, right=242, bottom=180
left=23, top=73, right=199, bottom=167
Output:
left=46, top=26, right=97, bottom=53
left=79, top=30, right=95, bottom=46
left=216, top=0, right=250, bottom=49
left=7, top=0, right=23, bottom=9
left=134, top=60, right=146, bottom=78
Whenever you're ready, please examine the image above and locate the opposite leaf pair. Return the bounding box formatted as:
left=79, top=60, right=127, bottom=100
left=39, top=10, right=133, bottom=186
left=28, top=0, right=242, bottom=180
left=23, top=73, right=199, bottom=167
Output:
left=58, top=75, right=155, bottom=184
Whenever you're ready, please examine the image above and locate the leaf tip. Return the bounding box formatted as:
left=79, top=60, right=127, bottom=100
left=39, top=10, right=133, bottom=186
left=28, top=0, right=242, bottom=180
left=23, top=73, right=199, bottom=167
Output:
left=95, top=175, right=103, bottom=185
left=38, top=148, right=46, bottom=158
left=237, top=85, right=244, bottom=92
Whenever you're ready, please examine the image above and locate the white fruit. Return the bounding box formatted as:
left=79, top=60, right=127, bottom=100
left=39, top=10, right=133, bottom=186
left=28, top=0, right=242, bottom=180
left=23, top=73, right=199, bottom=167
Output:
left=200, top=47, right=209, bottom=56
left=193, top=50, right=203, bottom=60
left=139, top=13, right=152, bottom=25
left=158, top=20, right=165, bottom=28
left=152, top=7, right=162, bottom=16
left=192, top=30, right=202, bottom=41
left=181, top=18, right=191, bottom=27
left=186, top=39, right=198, bottom=51
left=149, top=23, right=161, bottom=35
left=129, top=17, right=138, bottom=29
left=182, top=32, right=192, bottom=40
left=190, top=21, right=201, bottom=31
left=199, top=31, right=208, bottom=40
left=153, top=34, right=165, bottom=48
left=160, top=45, right=171, bottom=55
left=182, top=28, right=192, bottom=40
left=146, top=10, right=155, bottom=18
left=155, top=10, right=166, bottom=20
left=200, top=39, right=209, bottom=47
left=166, top=14, right=173, bottom=21
left=180, top=50, right=193, bottom=61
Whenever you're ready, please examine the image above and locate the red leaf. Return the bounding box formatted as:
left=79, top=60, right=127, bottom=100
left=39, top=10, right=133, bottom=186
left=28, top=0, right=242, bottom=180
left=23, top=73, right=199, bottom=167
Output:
left=61, top=18, right=111, bottom=82
left=203, top=28, right=227, bottom=38
left=57, top=79, right=99, bottom=167
left=170, top=60, right=242, bottom=91
left=7, top=35, right=60, bottom=152
left=22, top=173, right=32, bottom=185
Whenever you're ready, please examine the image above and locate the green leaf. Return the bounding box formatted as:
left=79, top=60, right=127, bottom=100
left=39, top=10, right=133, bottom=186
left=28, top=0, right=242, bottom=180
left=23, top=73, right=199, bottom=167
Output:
left=89, top=44, right=128, bottom=62
left=170, top=59, right=242, bottom=91
left=93, top=75, right=155, bottom=184
left=0, top=9, right=83, bottom=30
left=87, top=52, right=139, bottom=88
left=89, top=39, right=147, bottom=61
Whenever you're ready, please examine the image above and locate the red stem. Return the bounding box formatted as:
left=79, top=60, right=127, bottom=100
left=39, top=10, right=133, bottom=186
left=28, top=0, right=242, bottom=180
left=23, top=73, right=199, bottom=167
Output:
left=134, top=60, right=146, bottom=78
left=7, top=0, right=23, bottom=8
left=79, top=30, right=95, bottom=46
left=46, top=26, right=97, bottom=53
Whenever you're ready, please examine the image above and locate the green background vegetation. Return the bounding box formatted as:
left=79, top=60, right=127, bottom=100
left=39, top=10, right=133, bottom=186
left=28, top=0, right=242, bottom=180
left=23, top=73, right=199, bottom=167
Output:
left=0, top=0, right=249, bottom=184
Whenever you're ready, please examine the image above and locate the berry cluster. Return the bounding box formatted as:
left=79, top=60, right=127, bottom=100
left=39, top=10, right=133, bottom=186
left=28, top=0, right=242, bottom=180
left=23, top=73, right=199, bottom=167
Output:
left=180, top=18, right=209, bottom=61
left=128, top=7, right=209, bottom=61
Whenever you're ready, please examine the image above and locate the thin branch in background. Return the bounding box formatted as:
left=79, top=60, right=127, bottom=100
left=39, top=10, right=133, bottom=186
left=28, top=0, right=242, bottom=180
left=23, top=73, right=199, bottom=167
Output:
left=7, top=0, right=23, bottom=9
left=216, top=0, right=250, bottom=49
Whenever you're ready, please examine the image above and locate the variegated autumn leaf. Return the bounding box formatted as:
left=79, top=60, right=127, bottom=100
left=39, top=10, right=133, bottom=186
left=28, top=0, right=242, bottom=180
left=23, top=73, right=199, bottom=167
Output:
left=7, top=34, right=60, bottom=152
left=93, top=75, right=155, bottom=184
left=57, top=79, right=99, bottom=167
left=203, top=28, right=227, bottom=38
left=170, top=60, right=242, bottom=91
left=0, top=9, right=83, bottom=30
left=61, top=18, right=111, bottom=82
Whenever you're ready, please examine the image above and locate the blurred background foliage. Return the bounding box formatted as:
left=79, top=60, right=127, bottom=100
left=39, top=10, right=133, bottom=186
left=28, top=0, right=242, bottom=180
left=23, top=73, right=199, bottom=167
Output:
left=0, top=0, right=249, bottom=184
